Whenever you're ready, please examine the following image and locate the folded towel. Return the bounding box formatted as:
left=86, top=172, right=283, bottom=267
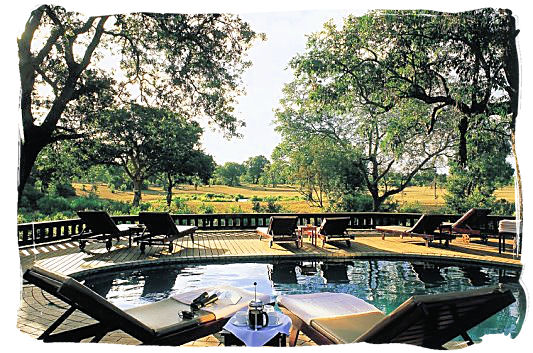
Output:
left=499, top=220, right=522, bottom=234
left=278, top=292, right=382, bottom=325
left=172, top=285, right=270, bottom=319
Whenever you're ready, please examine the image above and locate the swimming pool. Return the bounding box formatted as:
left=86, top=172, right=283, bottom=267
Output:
left=81, top=258, right=525, bottom=342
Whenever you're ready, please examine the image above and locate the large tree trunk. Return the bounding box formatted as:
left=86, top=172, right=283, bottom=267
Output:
left=132, top=178, right=143, bottom=207
left=18, top=127, right=50, bottom=203
left=166, top=173, right=174, bottom=207
left=458, top=115, right=469, bottom=167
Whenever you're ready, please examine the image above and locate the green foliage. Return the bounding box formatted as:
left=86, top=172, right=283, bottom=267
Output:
left=244, top=155, right=270, bottom=184
left=19, top=6, right=263, bottom=197
left=251, top=198, right=284, bottom=213
left=214, top=162, right=246, bottom=186
left=274, top=8, right=518, bottom=211
left=398, top=202, right=425, bottom=214
left=49, top=182, right=76, bottom=197
left=172, top=197, right=193, bottom=214
left=198, top=203, right=215, bottom=214
left=445, top=121, right=514, bottom=214
left=228, top=205, right=244, bottom=214
left=18, top=193, right=134, bottom=223
left=329, top=193, right=374, bottom=212
left=252, top=201, right=262, bottom=213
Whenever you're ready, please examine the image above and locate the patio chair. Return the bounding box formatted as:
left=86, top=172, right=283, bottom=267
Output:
left=72, top=211, right=141, bottom=251
left=256, top=216, right=300, bottom=248
left=135, top=212, right=197, bottom=253
left=317, top=217, right=353, bottom=247
left=375, top=214, right=454, bottom=247
left=278, top=285, right=515, bottom=348
left=440, top=208, right=491, bottom=244
left=22, top=266, right=268, bottom=345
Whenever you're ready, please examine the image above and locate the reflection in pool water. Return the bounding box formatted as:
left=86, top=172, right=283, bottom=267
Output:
left=81, top=259, right=525, bottom=342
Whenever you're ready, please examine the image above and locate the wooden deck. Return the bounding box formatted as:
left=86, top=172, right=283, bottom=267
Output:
left=17, top=230, right=521, bottom=347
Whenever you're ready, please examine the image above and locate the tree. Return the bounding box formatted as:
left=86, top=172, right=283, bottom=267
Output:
left=215, top=162, right=246, bottom=186
left=86, top=103, right=202, bottom=206
left=275, top=74, right=454, bottom=210
left=445, top=115, right=514, bottom=213
left=18, top=5, right=262, bottom=199
left=292, top=9, right=520, bottom=214
left=161, top=150, right=216, bottom=206
left=274, top=136, right=364, bottom=209
left=244, top=155, right=269, bottom=184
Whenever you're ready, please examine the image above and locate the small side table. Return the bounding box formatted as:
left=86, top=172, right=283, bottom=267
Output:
left=222, top=310, right=291, bottom=347
left=298, top=225, right=318, bottom=246
left=125, top=224, right=145, bottom=247
left=221, top=329, right=287, bottom=347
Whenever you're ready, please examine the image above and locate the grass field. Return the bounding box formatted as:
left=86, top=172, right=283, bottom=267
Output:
left=72, top=183, right=515, bottom=213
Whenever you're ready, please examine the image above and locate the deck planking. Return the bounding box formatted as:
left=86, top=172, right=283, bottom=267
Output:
left=17, top=230, right=521, bottom=347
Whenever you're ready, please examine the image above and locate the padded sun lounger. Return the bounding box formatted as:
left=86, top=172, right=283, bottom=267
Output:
left=73, top=211, right=141, bottom=251
left=440, top=208, right=491, bottom=243
left=257, top=216, right=300, bottom=248
left=317, top=217, right=353, bottom=247
left=375, top=214, right=454, bottom=247
left=23, top=266, right=268, bottom=345
left=279, top=286, right=515, bottom=348
left=135, top=212, right=197, bottom=253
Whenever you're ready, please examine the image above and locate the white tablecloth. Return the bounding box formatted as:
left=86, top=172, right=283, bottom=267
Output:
left=223, top=310, right=292, bottom=347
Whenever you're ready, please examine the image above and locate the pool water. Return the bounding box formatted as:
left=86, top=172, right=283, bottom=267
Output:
left=81, top=259, right=526, bottom=342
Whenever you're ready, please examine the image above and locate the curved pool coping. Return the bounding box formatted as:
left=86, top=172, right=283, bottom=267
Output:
left=68, top=252, right=522, bottom=280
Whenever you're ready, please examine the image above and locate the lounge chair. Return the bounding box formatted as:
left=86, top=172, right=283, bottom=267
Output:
left=72, top=211, right=141, bottom=251
left=256, top=216, right=300, bottom=248
left=375, top=214, right=454, bottom=247
left=135, top=212, right=197, bottom=253
left=22, top=266, right=269, bottom=345
left=440, top=208, right=491, bottom=243
left=278, top=286, right=515, bottom=348
left=317, top=217, right=353, bottom=247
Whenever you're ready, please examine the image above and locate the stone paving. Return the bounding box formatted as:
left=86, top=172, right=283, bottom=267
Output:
left=17, top=230, right=521, bottom=347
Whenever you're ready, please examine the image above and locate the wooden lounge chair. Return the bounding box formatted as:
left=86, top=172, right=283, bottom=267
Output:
left=317, top=217, right=353, bottom=247
left=135, top=212, right=197, bottom=253
left=256, top=216, right=300, bottom=248
left=279, top=286, right=515, bottom=348
left=72, top=211, right=141, bottom=251
left=440, top=208, right=491, bottom=244
left=22, top=266, right=267, bottom=345
left=375, top=214, right=454, bottom=247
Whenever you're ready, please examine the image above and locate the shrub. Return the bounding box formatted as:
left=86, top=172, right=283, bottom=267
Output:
left=172, top=197, right=193, bottom=214
left=36, top=196, right=71, bottom=214
left=398, top=202, right=425, bottom=213
left=228, top=205, right=244, bottom=213
left=252, top=201, right=262, bottom=213
left=50, top=182, right=76, bottom=197
left=198, top=203, right=215, bottom=214
left=265, top=199, right=282, bottom=213
left=333, top=193, right=374, bottom=212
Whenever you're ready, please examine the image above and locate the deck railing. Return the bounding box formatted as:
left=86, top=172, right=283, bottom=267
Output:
left=17, top=212, right=512, bottom=247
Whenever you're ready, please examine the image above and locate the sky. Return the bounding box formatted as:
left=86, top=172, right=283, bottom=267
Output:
left=2, top=1, right=533, bottom=353
left=200, top=10, right=354, bottom=164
